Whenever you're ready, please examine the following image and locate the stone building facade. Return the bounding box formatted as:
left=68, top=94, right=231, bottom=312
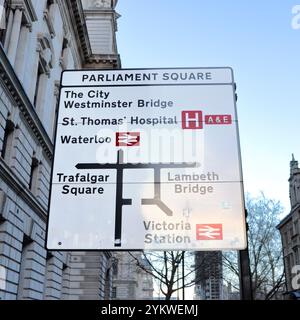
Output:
left=111, top=252, right=153, bottom=300
left=0, top=0, right=122, bottom=300
left=277, top=155, right=300, bottom=294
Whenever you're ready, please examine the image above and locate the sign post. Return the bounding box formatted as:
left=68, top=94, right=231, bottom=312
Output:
left=46, top=67, right=247, bottom=251
left=239, top=210, right=253, bottom=300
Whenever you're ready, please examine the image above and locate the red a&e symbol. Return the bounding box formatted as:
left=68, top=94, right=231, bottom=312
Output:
left=182, top=111, right=203, bottom=129
left=205, top=115, right=232, bottom=125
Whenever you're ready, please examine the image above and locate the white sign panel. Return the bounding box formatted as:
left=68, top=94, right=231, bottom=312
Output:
left=46, top=67, right=247, bottom=250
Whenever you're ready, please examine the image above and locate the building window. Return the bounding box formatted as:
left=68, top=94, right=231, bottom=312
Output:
left=294, top=185, right=298, bottom=204
left=284, top=231, right=288, bottom=247
left=294, top=220, right=299, bottom=236
left=33, top=63, right=44, bottom=108
left=51, top=81, right=60, bottom=141
left=32, top=34, right=53, bottom=113
left=29, top=156, right=39, bottom=193
left=112, top=287, right=117, bottom=299
left=295, top=248, right=300, bottom=265
left=0, top=0, right=10, bottom=44
left=285, top=257, right=290, bottom=280
left=1, top=119, right=14, bottom=161
left=60, top=37, right=70, bottom=70
left=290, top=254, right=295, bottom=272
left=112, top=258, right=118, bottom=276
left=104, top=269, right=111, bottom=299
left=46, top=0, right=54, bottom=7
left=289, top=227, right=293, bottom=241
left=0, top=190, right=7, bottom=224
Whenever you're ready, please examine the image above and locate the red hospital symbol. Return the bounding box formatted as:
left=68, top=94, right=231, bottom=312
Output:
left=196, top=224, right=223, bottom=240
left=116, top=132, right=140, bottom=147
left=182, top=111, right=203, bottom=129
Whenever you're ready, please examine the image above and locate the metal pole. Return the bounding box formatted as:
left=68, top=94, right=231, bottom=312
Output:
left=177, top=261, right=180, bottom=300
left=238, top=209, right=253, bottom=300
left=182, top=251, right=185, bottom=300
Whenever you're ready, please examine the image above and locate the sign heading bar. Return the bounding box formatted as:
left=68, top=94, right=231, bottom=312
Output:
left=61, top=67, right=234, bottom=87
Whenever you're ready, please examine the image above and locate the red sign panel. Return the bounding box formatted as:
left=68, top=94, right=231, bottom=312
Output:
left=116, top=132, right=140, bottom=147
left=196, top=224, right=223, bottom=240
left=182, top=111, right=203, bottom=129
left=205, top=115, right=232, bottom=125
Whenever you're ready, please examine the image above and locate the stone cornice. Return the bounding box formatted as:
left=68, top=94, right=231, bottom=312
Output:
left=0, top=158, right=48, bottom=223
left=277, top=204, right=300, bottom=229
left=66, top=0, right=92, bottom=63
left=85, top=54, right=121, bottom=69
left=11, top=0, right=38, bottom=27
left=83, top=8, right=115, bottom=14
left=0, top=45, right=53, bottom=160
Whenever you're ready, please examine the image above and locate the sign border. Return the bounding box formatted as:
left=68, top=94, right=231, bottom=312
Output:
left=45, top=67, right=246, bottom=251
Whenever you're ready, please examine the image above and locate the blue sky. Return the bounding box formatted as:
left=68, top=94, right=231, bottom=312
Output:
left=116, top=0, right=300, bottom=215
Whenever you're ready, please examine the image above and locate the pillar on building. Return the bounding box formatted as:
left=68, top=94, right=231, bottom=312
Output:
left=7, top=8, right=23, bottom=65
left=35, top=73, right=49, bottom=113
left=14, top=25, right=30, bottom=81
left=3, top=9, right=14, bottom=51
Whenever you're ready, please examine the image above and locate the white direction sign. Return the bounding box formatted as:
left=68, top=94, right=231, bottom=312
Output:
left=46, top=67, right=247, bottom=250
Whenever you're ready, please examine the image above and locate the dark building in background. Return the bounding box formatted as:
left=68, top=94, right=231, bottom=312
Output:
left=277, top=155, right=300, bottom=298
left=194, top=251, right=223, bottom=300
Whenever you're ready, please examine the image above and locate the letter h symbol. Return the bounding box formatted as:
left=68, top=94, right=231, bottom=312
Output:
left=182, top=111, right=203, bottom=129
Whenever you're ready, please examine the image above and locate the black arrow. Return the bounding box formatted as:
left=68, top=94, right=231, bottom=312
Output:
left=76, top=150, right=199, bottom=247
